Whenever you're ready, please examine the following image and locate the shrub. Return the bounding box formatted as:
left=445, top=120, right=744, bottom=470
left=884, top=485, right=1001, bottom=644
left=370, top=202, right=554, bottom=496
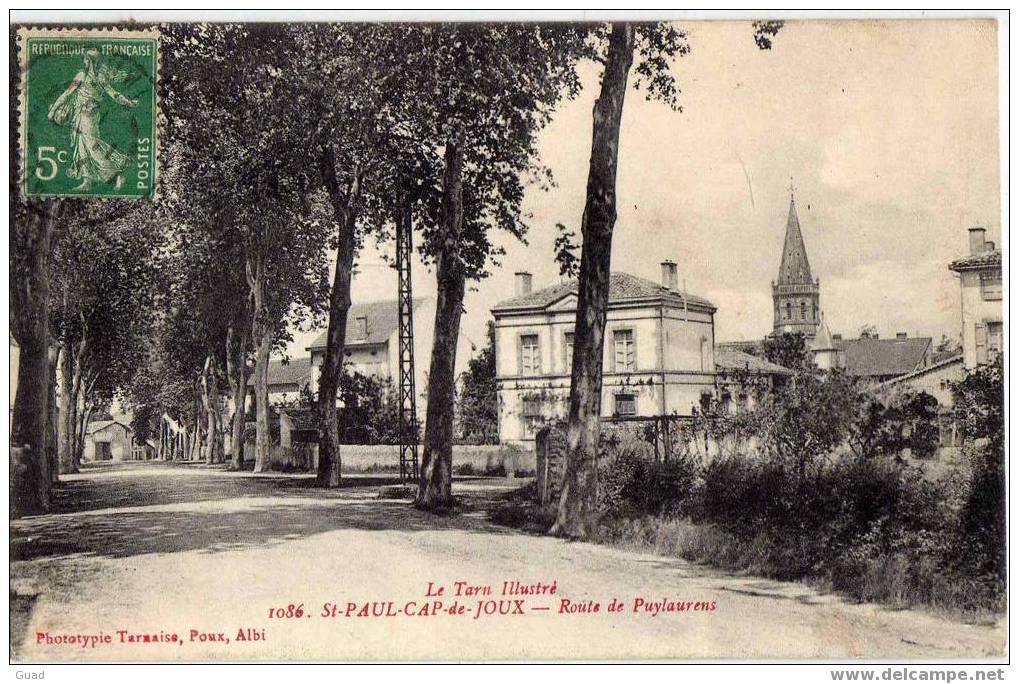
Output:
left=336, top=371, right=404, bottom=445
left=506, top=358, right=1006, bottom=616
left=949, top=355, right=1005, bottom=587
left=597, top=427, right=699, bottom=519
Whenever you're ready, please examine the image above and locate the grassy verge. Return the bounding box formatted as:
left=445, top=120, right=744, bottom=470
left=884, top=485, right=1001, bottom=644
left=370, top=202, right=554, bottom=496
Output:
left=489, top=485, right=1004, bottom=623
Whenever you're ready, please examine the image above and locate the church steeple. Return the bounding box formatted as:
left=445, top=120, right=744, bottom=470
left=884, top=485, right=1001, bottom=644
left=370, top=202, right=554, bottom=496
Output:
left=771, top=185, right=821, bottom=338
left=777, top=195, right=814, bottom=285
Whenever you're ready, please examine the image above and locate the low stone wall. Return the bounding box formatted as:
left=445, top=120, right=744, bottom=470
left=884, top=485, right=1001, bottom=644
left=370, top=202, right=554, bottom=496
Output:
left=243, top=438, right=536, bottom=476
left=337, top=444, right=536, bottom=475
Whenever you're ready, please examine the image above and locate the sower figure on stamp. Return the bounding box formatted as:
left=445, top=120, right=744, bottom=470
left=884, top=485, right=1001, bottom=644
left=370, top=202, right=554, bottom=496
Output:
left=47, top=49, right=137, bottom=191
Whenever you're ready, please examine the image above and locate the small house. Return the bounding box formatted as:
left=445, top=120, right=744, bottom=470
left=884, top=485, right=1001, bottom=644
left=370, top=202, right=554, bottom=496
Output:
left=83, top=419, right=151, bottom=463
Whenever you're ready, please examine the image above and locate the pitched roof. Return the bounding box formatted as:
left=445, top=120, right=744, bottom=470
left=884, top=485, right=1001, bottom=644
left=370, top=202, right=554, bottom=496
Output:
left=250, top=357, right=313, bottom=388
left=949, top=249, right=1001, bottom=271
left=307, top=299, right=426, bottom=351
left=837, top=336, right=932, bottom=378
left=810, top=316, right=838, bottom=352
left=932, top=346, right=963, bottom=364
left=776, top=197, right=815, bottom=285
left=714, top=347, right=793, bottom=376
left=492, top=272, right=715, bottom=312
left=878, top=353, right=963, bottom=389
left=715, top=340, right=762, bottom=354
left=87, top=419, right=131, bottom=435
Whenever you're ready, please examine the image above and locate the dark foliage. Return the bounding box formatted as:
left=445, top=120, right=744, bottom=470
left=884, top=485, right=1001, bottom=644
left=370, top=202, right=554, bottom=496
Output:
left=337, top=370, right=403, bottom=445
left=455, top=321, right=499, bottom=445
left=761, top=332, right=808, bottom=369
left=950, top=354, right=1005, bottom=584
left=578, top=359, right=1007, bottom=613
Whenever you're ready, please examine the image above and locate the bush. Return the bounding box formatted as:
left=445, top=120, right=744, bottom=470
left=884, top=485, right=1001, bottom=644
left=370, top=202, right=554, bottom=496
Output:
left=505, top=359, right=1006, bottom=616
left=589, top=441, right=1002, bottom=614
left=949, top=356, right=1005, bottom=586
left=453, top=462, right=507, bottom=477
left=597, top=427, right=699, bottom=518
left=337, top=371, right=404, bottom=444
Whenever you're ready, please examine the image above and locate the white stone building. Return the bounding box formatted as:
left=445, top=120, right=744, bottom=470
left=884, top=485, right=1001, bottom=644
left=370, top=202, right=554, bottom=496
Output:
left=491, top=264, right=718, bottom=447
left=949, top=226, right=1003, bottom=368
left=83, top=419, right=151, bottom=462
left=305, top=298, right=472, bottom=422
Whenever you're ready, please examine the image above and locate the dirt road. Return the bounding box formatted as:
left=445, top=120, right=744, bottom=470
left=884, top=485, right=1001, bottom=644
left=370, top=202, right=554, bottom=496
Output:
left=10, top=463, right=1007, bottom=661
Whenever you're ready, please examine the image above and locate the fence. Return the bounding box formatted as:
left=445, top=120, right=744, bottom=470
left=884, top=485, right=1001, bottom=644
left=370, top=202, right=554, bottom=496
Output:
left=535, top=415, right=698, bottom=506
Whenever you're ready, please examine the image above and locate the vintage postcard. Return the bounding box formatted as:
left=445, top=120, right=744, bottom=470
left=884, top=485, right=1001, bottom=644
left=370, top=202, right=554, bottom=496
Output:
left=8, top=12, right=1008, bottom=668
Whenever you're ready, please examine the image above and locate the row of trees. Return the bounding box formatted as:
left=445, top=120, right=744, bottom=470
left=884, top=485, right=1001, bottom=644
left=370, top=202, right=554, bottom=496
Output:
left=11, top=21, right=780, bottom=537
left=11, top=189, right=163, bottom=514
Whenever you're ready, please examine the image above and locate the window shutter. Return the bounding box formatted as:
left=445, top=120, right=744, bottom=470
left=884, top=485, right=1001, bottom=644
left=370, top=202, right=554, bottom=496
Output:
left=975, top=323, right=988, bottom=364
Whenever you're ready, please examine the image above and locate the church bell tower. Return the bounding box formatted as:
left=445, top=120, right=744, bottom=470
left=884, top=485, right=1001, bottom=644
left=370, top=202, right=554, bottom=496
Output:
left=771, top=187, right=820, bottom=338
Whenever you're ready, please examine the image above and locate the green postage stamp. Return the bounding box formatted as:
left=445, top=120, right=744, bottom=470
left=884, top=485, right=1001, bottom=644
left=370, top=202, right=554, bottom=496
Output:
left=18, top=27, right=160, bottom=199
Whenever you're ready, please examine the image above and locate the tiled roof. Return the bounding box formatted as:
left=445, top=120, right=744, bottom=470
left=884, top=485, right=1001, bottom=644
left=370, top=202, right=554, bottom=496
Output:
left=932, top=347, right=963, bottom=364
left=949, top=250, right=1001, bottom=271
left=307, top=299, right=426, bottom=351
left=250, top=357, right=313, bottom=388
left=87, top=419, right=131, bottom=434
left=493, top=272, right=715, bottom=312
left=838, top=337, right=932, bottom=378
left=714, top=347, right=793, bottom=375
left=879, top=354, right=963, bottom=388
left=715, top=340, right=761, bottom=354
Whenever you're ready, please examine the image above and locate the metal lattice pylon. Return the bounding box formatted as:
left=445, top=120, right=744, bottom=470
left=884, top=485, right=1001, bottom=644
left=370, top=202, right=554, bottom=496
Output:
left=396, top=201, right=419, bottom=483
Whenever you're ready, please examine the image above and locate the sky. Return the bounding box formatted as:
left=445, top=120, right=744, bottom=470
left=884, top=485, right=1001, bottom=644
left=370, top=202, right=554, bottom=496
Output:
left=286, top=19, right=1001, bottom=365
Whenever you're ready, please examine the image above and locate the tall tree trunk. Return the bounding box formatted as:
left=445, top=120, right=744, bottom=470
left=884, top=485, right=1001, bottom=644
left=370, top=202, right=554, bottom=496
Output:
left=316, top=149, right=361, bottom=488
left=57, top=283, right=76, bottom=474
left=157, top=413, right=165, bottom=461
left=58, top=342, right=71, bottom=472
left=417, top=141, right=466, bottom=511
left=66, top=339, right=85, bottom=472
left=226, top=326, right=249, bottom=470
left=75, top=401, right=91, bottom=468
left=46, top=343, right=60, bottom=484
left=246, top=251, right=274, bottom=474
left=191, top=383, right=205, bottom=462
left=11, top=199, right=59, bottom=516
left=252, top=322, right=273, bottom=473
left=202, top=355, right=225, bottom=465
left=551, top=23, right=635, bottom=539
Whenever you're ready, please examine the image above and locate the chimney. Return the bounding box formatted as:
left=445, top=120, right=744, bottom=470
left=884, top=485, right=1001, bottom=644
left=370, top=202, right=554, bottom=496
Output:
left=514, top=271, right=532, bottom=297
left=896, top=332, right=908, bottom=340
left=987, top=241, right=996, bottom=252
left=969, top=226, right=987, bottom=255
left=660, top=260, right=679, bottom=290
left=355, top=315, right=368, bottom=339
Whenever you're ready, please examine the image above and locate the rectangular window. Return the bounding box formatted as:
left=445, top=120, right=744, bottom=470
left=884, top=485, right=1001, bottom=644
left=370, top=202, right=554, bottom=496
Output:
left=613, top=329, right=635, bottom=372
left=522, top=396, right=542, bottom=418
left=615, top=393, right=636, bottom=416
left=980, top=273, right=1002, bottom=301
left=975, top=323, right=988, bottom=364
left=520, top=334, right=541, bottom=376
left=987, top=321, right=1003, bottom=358
left=563, top=332, right=575, bottom=375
